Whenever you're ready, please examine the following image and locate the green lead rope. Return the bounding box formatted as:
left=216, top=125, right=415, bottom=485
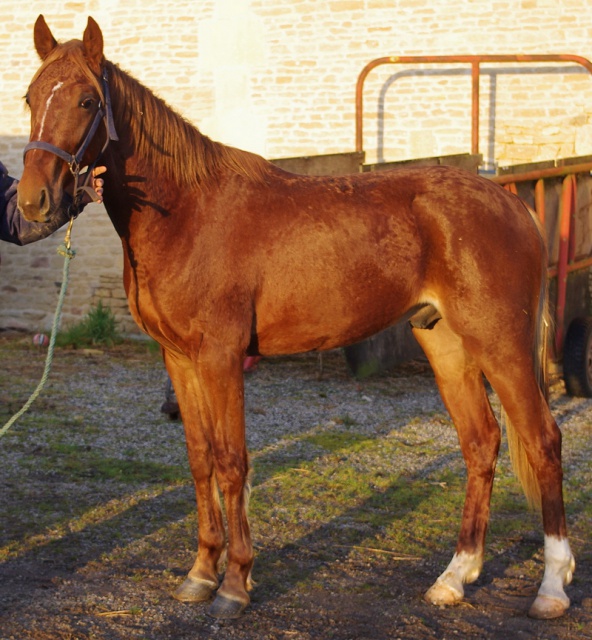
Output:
left=0, top=228, right=76, bottom=438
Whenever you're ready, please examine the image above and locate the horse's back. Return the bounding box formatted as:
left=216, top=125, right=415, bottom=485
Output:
left=246, top=164, right=544, bottom=355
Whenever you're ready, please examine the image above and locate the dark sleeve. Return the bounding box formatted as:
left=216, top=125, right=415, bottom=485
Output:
left=0, top=161, right=72, bottom=246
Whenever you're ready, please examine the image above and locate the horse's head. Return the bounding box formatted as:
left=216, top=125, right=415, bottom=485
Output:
left=18, top=15, right=114, bottom=222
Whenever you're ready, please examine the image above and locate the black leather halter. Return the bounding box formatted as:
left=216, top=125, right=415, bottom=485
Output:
left=23, top=67, right=119, bottom=213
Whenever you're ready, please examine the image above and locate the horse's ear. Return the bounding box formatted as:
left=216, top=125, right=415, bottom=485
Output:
left=33, top=15, right=58, bottom=60
left=82, top=17, right=104, bottom=74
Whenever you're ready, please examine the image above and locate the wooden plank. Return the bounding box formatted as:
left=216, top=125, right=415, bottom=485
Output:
left=271, top=151, right=365, bottom=176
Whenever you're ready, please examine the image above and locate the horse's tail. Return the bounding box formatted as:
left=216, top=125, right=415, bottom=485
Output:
left=503, top=204, right=549, bottom=510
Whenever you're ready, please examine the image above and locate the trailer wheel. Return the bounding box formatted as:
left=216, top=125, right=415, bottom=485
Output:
left=563, top=317, right=592, bottom=397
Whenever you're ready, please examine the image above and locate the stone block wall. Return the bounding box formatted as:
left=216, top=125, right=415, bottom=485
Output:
left=2, top=0, right=592, bottom=333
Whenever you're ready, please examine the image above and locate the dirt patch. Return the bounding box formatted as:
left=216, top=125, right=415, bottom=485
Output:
left=0, top=331, right=591, bottom=639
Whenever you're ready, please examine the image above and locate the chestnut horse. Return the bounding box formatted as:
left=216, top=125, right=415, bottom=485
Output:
left=17, top=15, right=574, bottom=620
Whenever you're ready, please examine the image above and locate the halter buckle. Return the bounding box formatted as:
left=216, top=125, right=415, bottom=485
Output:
left=68, top=159, right=80, bottom=177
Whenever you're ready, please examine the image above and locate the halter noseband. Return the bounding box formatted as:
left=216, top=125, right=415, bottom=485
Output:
left=23, top=67, right=119, bottom=213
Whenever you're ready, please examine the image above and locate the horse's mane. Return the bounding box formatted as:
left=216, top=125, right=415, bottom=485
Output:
left=107, top=61, right=270, bottom=188
left=31, top=40, right=270, bottom=189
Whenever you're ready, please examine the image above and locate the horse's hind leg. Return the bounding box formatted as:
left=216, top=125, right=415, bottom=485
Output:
left=484, top=360, right=574, bottom=619
left=412, top=320, right=501, bottom=606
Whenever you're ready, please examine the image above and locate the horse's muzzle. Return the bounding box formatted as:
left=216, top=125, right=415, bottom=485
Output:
left=17, top=183, right=52, bottom=222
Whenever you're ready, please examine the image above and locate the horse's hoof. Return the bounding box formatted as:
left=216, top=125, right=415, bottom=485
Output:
left=528, top=594, right=570, bottom=619
left=207, top=593, right=248, bottom=619
left=173, top=577, right=217, bottom=603
left=424, top=580, right=463, bottom=606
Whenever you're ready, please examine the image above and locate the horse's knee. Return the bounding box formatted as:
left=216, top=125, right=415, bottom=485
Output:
left=213, top=452, right=251, bottom=495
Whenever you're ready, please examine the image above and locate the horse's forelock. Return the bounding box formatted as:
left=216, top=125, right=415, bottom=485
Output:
left=30, top=40, right=105, bottom=103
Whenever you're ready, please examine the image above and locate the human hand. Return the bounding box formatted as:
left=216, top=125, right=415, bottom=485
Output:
left=91, top=166, right=106, bottom=203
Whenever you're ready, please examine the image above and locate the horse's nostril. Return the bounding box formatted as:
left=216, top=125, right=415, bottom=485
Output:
left=39, top=187, right=50, bottom=217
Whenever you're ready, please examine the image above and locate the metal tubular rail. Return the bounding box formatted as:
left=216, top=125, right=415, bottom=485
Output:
left=355, top=54, right=592, bottom=156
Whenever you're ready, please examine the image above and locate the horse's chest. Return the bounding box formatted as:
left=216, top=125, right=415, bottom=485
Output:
left=122, top=252, right=169, bottom=332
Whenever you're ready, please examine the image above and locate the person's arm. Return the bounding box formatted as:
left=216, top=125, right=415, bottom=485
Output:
left=0, top=162, right=105, bottom=246
left=0, top=163, right=69, bottom=245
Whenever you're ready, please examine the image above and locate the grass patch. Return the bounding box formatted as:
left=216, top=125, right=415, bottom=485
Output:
left=57, top=300, right=122, bottom=348
left=303, top=430, right=373, bottom=453
left=23, top=442, right=187, bottom=483
left=251, top=428, right=464, bottom=556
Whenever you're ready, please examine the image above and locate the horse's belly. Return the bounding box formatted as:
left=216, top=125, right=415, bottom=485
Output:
left=255, top=283, right=413, bottom=355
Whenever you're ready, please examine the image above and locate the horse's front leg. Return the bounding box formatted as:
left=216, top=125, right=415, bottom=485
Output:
left=178, top=339, right=253, bottom=619
left=164, top=349, right=227, bottom=605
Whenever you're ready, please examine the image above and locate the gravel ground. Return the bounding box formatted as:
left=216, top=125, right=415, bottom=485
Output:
left=1, top=331, right=592, bottom=639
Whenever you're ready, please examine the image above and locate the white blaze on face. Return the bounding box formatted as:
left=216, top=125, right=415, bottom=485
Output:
left=37, top=81, right=64, bottom=139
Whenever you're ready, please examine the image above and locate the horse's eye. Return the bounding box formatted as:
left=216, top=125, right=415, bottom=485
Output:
left=24, top=93, right=30, bottom=106
left=80, top=98, right=95, bottom=110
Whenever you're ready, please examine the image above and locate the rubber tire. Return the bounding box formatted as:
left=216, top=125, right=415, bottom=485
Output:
left=563, top=317, right=592, bottom=397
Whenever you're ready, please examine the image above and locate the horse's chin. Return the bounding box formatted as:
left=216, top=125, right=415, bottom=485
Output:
left=45, top=206, right=66, bottom=226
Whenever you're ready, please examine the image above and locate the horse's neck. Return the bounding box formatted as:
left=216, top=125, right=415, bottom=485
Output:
left=101, top=147, right=143, bottom=238
left=109, top=63, right=207, bottom=188
left=103, top=65, right=268, bottom=238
